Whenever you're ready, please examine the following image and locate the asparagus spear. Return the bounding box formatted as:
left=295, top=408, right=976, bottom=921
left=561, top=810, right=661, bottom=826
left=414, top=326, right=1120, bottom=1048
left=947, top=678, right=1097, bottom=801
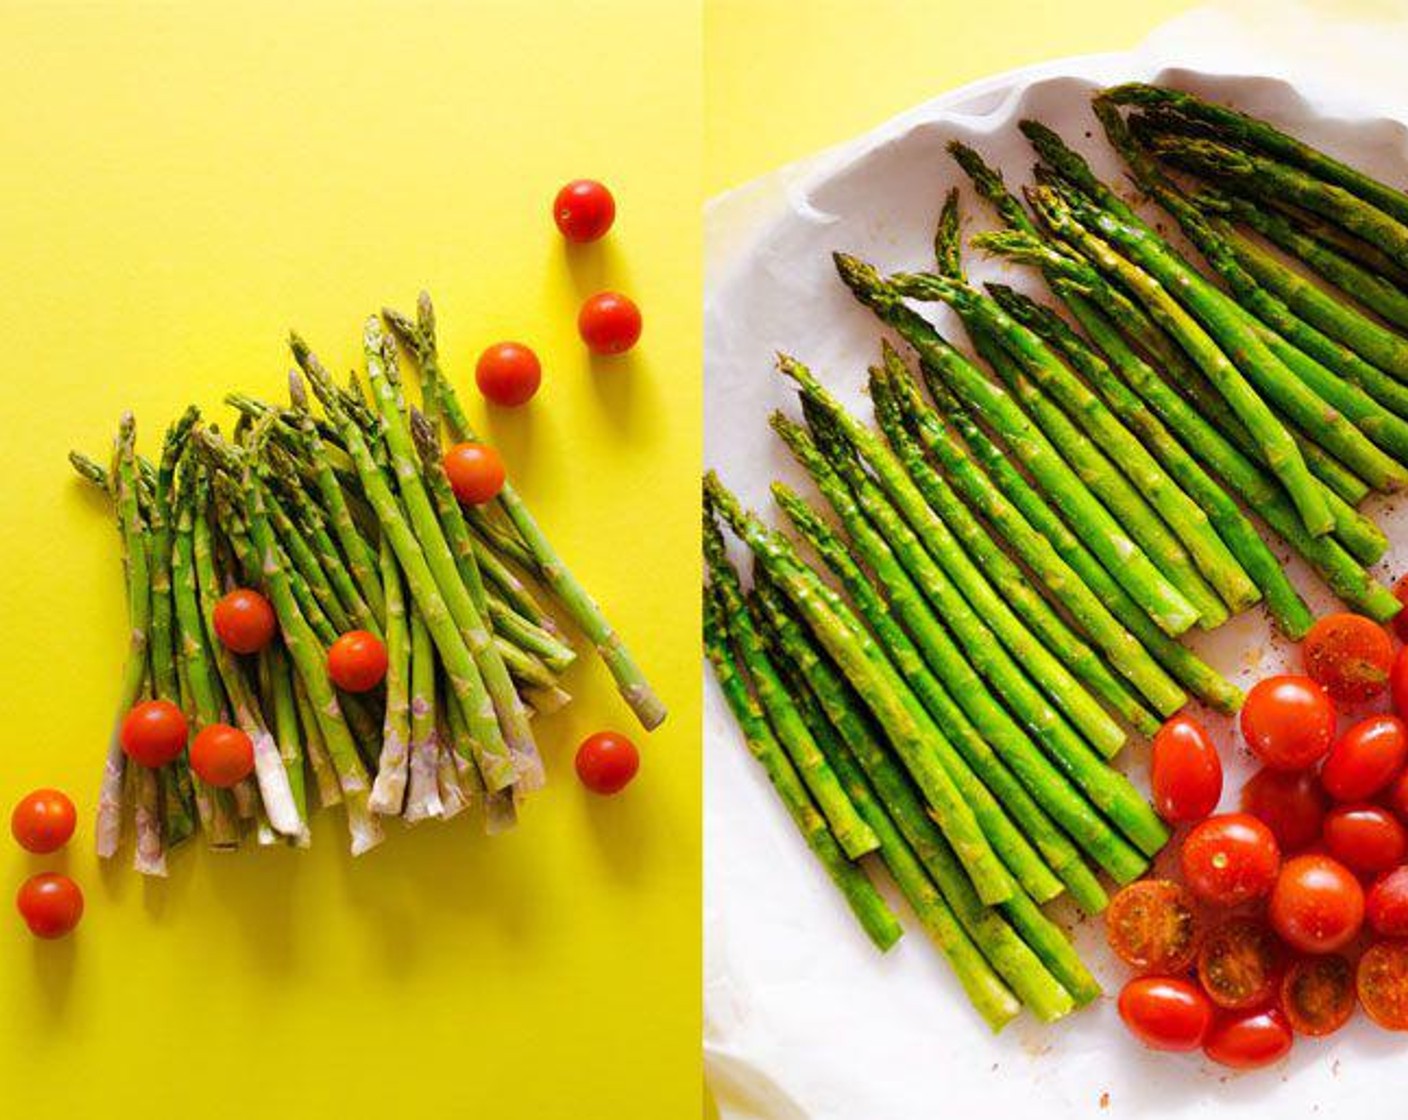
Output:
left=769, top=459, right=1135, bottom=896
left=704, top=517, right=880, bottom=860
left=294, top=671, right=342, bottom=810
left=369, top=538, right=412, bottom=816
left=261, top=641, right=308, bottom=834
left=783, top=353, right=1129, bottom=755
left=705, top=475, right=1018, bottom=901
left=835, top=255, right=1199, bottom=637
left=703, top=581, right=902, bottom=951
left=403, top=604, right=445, bottom=824
left=750, top=574, right=1097, bottom=1014
left=386, top=293, right=665, bottom=729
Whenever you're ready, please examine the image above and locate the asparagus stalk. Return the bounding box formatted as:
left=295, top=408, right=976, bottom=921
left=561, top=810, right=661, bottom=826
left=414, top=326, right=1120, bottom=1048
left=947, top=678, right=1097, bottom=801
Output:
left=703, top=581, right=903, bottom=951
left=262, top=641, right=308, bottom=833
left=294, top=671, right=342, bottom=809
left=369, top=538, right=412, bottom=816
left=783, top=353, right=1128, bottom=754
left=403, top=605, right=445, bottom=824
left=386, top=293, right=664, bottom=729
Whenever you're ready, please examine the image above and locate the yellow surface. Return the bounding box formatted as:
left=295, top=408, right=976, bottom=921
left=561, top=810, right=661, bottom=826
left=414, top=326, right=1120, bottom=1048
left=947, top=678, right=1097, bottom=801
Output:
left=0, top=3, right=700, bottom=1118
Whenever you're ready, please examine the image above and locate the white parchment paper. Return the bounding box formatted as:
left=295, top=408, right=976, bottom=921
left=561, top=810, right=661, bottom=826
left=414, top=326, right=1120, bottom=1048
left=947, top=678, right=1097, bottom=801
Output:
left=705, top=4, right=1408, bottom=1117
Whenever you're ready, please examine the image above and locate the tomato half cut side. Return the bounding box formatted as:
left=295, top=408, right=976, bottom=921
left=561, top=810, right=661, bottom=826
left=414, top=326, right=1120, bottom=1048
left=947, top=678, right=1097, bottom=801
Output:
left=1197, top=919, right=1282, bottom=1011
left=1282, top=955, right=1355, bottom=1036
left=1105, top=879, right=1199, bottom=974
left=1357, top=940, right=1408, bottom=1031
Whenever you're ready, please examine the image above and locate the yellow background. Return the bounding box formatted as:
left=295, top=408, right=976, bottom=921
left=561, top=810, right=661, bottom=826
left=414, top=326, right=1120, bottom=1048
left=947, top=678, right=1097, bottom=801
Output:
left=0, top=3, right=699, bottom=1118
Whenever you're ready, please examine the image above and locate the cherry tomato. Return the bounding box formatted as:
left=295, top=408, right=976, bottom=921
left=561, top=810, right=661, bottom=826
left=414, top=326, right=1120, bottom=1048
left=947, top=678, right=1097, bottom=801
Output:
left=1105, top=879, right=1199, bottom=973
left=188, top=724, right=255, bottom=788
left=1269, top=854, right=1364, bottom=953
left=16, top=872, right=83, bottom=939
left=1321, top=715, right=1408, bottom=802
left=1151, top=714, right=1223, bottom=823
left=1181, top=813, right=1280, bottom=906
left=1239, top=675, right=1335, bottom=771
left=1117, top=977, right=1213, bottom=1052
left=327, top=630, right=389, bottom=693
left=1388, top=768, right=1408, bottom=823
left=1392, top=573, right=1408, bottom=642
left=475, top=342, right=542, bottom=408
left=1322, top=804, right=1408, bottom=873
left=1358, top=940, right=1408, bottom=1029
left=1390, top=645, right=1408, bottom=720
left=1302, top=612, right=1394, bottom=703
left=1202, top=1006, right=1293, bottom=1070
left=574, top=731, right=640, bottom=795
left=578, top=291, right=642, bottom=355
left=553, top=179, right=615, bottom=243
left=212, top=588, right=277, bottom=654
left=1240, top=767, right=1326, bottom=851
left=1281, top=954, right=1355, bottom=1036
left=1366, top=867, right=1408, bottom=937
left=119, top=699, right=189, bottom=768
left=1197, top=919, right=1282, bottom=1011
left=443, top=442, right=506, bottom=506
left=10, top=789, right=77, bottom=854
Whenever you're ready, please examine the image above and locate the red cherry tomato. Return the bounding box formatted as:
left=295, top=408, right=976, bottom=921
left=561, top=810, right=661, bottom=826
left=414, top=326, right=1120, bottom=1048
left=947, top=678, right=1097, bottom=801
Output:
left=1388, top=769, right=1408, bottom=823
left=1358, top=940, right=1408, bottom=1029
left=1239, top=675, right=1335, bottom=771
left=1269, top=854, right=1364, bottom=953
left=1281, top=955, right=1356, bottom=1036
left=1181, top=813, right=1280, bottom=906
left=443, top=442, right=506, bottom=506
left=16, top=872, right=83, bottom=939
left=1202, top=1006, right=1293, bottom=1070
left=575, top=731, right=640, bottom=795
left=212, top=588, right=277, bottom=654
left=1104, top=879, right=1199, bottom=974
left=475, top=342, right=542, bottom=408
left=553, top=179, right=615, bottom=243
left=1151, top=714, right=1223, bottom=823
left=1197, top=919, right=1282, bottom=1011
left=327, top=630, right=389, bottom=693
left=1117, top=977, right=1213, bottom=1052
left=1321, top=715, right=1408, bottom=802
left=188, top=724, right=255, bottom=789
left=1240, top=767, right=1327, bottom=851
left=10, top=789, right=77, bottom=854
left=1365, top=867, right=1408, bottom=937
left=1302, top=612, right=1394, bottom=703
left=1322, top=804, right=1408, bottom=873
left=578, top=291, right=642, bottom=355
left=1392, top=574, right=1408, bottom=642
left=1390, top=645, right=1408, bottom=720
left=119, top=699, right=189, bottom=768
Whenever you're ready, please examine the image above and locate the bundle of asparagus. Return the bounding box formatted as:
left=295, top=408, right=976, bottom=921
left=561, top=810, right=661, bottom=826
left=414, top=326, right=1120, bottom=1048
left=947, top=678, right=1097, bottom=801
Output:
left=76, top=293, right=664, bottom=872
left=705, top=84, right=1408, bottom=1029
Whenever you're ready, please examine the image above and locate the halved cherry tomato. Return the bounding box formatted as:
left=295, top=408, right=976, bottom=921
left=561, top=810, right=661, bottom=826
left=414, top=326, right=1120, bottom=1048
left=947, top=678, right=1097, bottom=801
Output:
left=1393, top=574, right=1408, bottom=642
left=1282, top=955, right=1355, bottom=1036
left=1269, top=854, right=1364, bottom=954
left=1302, top=612, right=1394, bottom=703
left=1321, top=715, right=1408, bottom=802
left=1239, top=675, right=1335, bottom=771
left=16, top=872, right=83, bottom=939
left=10, top=789, right=76, bottom=854
left=188, top=724, right=255, bottom=789
left=1181, top=813, right=1280, bottom=906
left=1203, top=1006, right=1294, bottom=1069
left=443, top=442, right=506, bottom=506
left=553, top=179, right=615, bottom=243
left=1117, top=977, right=1213, bottom=1052
left=578, top=291, right=642, bottom=355
left=1151, top=714, right=1223, bottom=823
left=1197, top=919, right=1281, bottom=1010
left=1105, top=879, right=1199, bottom=974
left=1240, top=767, right=1326, bottom=851
left=1367, top=867, right=1408, bottom=937
left=212, top=588, right=277, bottom=654
left=327, top=630, right=389, bottom=693
left=119, top=699, right=189, bottom=768
left=475, top=342, right=542, bottom=408
left=1322, top=804, right=1408, bottom=874
left=1357, top=940, right=1408, bottom=1030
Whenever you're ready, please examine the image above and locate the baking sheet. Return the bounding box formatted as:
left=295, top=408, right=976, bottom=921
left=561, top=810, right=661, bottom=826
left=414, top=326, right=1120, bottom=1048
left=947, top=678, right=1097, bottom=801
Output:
left=704, top=7, right=1408, bottom=1118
